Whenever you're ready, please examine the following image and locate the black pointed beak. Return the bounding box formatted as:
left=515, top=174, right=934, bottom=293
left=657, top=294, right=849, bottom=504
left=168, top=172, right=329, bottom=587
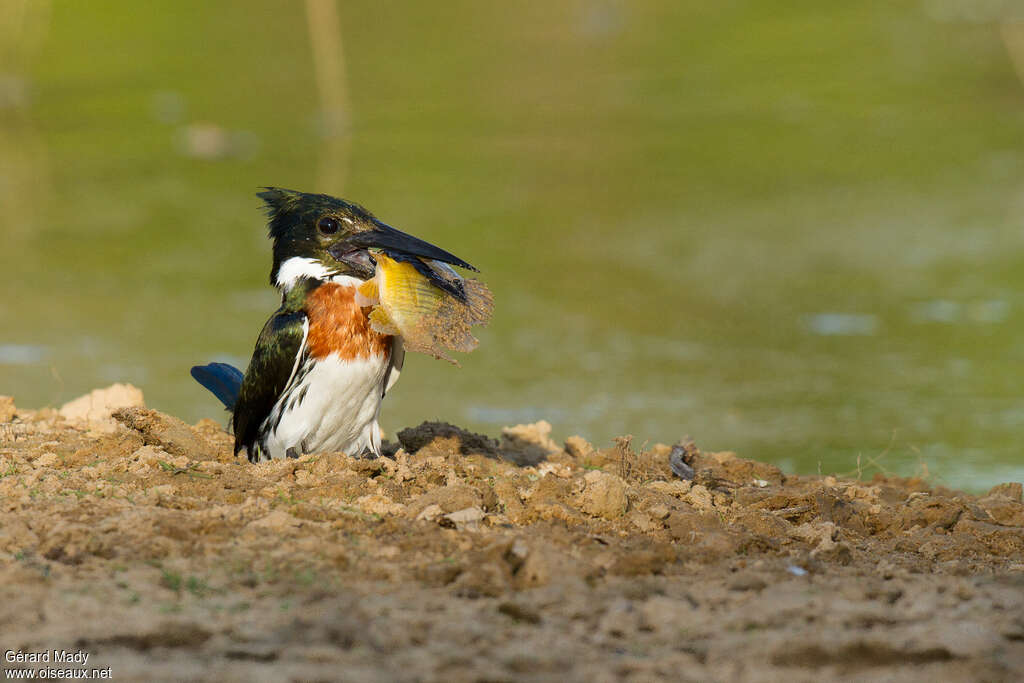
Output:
left=347, top=220, right=478, bottom=272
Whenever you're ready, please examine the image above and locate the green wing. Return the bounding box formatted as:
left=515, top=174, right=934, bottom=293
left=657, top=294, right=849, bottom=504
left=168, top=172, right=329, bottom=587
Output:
left=232, top=308, right=307, bottom=459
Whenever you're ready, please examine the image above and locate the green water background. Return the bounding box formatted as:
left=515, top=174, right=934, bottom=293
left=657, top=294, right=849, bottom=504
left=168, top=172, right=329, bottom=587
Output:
left=2, top=1, right=1023, bottom=490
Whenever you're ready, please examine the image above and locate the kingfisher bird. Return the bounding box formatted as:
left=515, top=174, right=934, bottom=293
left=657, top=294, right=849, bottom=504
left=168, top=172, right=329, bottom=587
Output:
left=191, top=188, right=478, bottom=462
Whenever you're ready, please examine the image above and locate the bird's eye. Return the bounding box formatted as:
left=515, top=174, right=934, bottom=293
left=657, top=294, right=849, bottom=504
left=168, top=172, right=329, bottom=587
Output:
left=317, top=216, right=341, bottom=235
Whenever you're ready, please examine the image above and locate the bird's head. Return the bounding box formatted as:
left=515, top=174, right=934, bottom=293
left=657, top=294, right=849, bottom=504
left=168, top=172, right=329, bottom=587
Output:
left=258, top=187, right=476, bottom=291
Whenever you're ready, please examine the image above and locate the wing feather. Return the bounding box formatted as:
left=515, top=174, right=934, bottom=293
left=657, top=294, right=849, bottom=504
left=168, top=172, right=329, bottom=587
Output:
left=382, top=337, right=405, bottom=397
left=232, top=309, right=308, bottom=457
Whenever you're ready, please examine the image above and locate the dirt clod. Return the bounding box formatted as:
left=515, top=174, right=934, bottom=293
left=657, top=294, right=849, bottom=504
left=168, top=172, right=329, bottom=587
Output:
left=396, top=420, right=500, bottom=458
left=58, top=383, right=144, bottom=432
left=0, top=396, right=15, bottom=423
left=112, top=407, right=221, bottom=461
left=575, top=469, right=629, bottom=519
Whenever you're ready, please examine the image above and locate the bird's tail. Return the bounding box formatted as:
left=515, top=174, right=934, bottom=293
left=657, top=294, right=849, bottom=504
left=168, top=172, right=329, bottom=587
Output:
left=190, top=362, right=244, bottom=410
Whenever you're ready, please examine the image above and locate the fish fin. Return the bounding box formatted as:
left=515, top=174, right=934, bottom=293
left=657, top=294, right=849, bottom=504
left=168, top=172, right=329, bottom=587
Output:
left=356, top=279, right=379, bottom=307
left=368, top=307, right=402, bottom=336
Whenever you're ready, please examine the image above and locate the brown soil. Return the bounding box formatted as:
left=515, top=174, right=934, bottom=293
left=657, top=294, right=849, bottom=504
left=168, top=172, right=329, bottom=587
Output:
left=1, top=388, right=1023, bottom=682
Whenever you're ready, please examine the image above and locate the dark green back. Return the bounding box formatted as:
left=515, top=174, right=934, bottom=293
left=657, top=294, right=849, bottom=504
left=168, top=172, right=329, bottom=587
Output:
left=232, top=280, right=319, bottom=458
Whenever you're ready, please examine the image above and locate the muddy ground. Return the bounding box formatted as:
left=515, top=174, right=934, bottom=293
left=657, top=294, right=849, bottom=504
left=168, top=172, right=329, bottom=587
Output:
left=0, top=385, right=1022, bottom=682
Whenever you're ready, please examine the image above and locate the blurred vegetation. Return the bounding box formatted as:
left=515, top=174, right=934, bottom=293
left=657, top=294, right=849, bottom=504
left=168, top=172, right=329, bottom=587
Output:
left=2, top=1, right=1023, bottom=488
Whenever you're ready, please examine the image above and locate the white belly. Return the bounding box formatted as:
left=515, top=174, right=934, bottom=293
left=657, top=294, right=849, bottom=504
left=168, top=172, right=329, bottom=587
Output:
left=258, top=351, right=391, bottom=460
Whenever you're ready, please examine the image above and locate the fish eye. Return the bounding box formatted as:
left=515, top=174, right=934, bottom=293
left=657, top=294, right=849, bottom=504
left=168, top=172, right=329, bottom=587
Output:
left=317, top=216, right=341, bottom=235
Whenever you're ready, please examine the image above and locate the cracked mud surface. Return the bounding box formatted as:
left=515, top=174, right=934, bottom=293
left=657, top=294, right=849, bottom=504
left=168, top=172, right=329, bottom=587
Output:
left=1, top=388, right=1023, bottom=682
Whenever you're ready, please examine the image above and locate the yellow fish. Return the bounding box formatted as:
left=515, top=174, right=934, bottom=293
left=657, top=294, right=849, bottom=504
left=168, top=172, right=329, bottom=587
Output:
left=357, top=253, right=493, bottom=364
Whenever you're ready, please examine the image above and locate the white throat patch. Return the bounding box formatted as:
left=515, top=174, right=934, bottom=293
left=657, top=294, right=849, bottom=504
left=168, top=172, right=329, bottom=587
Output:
left=275, top=257, right=365, bottom=291
left=275, top=257, right=331, bottom=290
